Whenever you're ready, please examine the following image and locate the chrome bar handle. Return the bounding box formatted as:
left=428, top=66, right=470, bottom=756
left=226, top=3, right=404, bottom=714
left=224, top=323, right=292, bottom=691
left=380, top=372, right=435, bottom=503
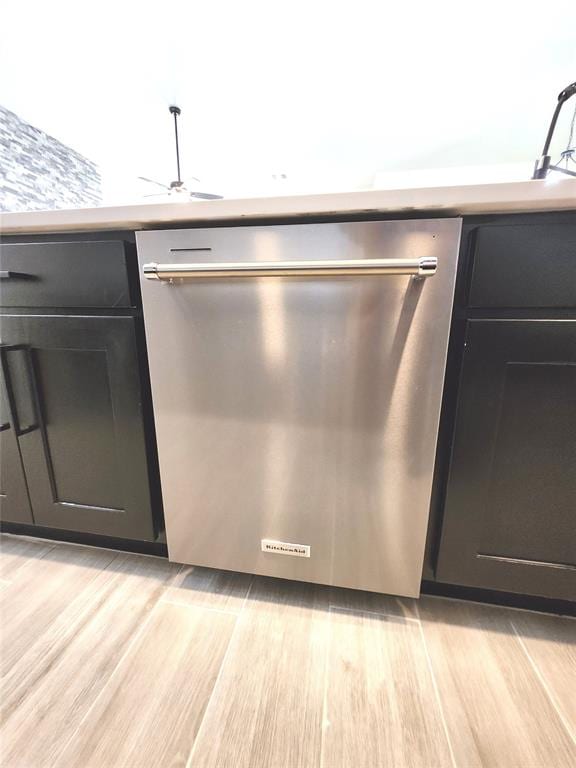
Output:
left=0, top=271, right=33, bottom=280
left=143, top=257, right=437, bottom=281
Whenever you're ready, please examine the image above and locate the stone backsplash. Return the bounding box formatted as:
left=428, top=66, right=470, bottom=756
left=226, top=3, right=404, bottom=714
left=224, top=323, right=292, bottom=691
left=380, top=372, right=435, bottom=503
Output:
left=0, top=105, right=102, bottom=212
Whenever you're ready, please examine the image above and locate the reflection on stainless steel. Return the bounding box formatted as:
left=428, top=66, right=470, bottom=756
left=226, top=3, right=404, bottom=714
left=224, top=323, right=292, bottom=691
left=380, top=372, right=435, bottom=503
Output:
left=255, top=232, right=287, bottom=371
left=137, top=220, right=461, bottom=598
left=142, top=256, right=437, bottom=280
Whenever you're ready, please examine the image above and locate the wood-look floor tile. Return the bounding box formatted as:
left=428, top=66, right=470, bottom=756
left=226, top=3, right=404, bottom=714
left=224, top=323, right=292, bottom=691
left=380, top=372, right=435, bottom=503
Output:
left=57, top=601, right=236, bottom=768
left=0, top=554, right=179, bottom=768
left=419, top=597, right=576, bottom=767
left=323, top=607, right=452, bottom=768
left=189, top=577, right=330, bottom=768
left=0, top=534, right=55, bottom=581
left=0, top=543, right=117, bottom=677
left=0, top=557, right=121, bottom=724
left=329, top=584, right=418, bottom=619
left=2, top=534, right=576, bottom=768
left=162, top=564, right=252, bottom=613
left=510, top=611, right=576, bottom=739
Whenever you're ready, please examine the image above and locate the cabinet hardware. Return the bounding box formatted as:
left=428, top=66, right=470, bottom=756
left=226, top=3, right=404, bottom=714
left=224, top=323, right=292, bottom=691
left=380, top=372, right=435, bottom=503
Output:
left=143, top=257, right=438, bottom=281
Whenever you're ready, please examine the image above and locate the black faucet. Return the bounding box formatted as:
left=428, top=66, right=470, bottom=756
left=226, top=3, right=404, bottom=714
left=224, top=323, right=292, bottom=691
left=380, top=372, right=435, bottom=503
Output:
left=532, top=81, right=576, bottom=179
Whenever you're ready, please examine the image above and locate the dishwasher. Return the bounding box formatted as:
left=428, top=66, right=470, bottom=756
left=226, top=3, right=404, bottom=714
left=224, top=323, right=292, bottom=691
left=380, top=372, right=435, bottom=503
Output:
left=137, top=219, right=461, bottom=597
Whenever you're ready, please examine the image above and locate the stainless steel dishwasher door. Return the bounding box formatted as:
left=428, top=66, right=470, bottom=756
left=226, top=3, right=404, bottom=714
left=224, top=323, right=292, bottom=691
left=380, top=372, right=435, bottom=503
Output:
left=137, top=219, right=461, bottom=597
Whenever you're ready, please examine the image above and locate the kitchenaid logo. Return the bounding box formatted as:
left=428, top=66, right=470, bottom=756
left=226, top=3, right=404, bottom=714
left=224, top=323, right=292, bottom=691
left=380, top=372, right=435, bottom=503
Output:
left=261, top=539, right=310, bottom=558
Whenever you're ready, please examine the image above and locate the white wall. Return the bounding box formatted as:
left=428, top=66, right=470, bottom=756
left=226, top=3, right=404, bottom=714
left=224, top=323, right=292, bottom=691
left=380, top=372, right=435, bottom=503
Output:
left=1, top=0, right=574, bottom=202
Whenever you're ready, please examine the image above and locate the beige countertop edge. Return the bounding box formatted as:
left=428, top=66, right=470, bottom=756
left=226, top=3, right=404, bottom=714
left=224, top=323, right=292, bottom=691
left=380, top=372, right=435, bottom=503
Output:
left=1, top=180, right=575, bottom=235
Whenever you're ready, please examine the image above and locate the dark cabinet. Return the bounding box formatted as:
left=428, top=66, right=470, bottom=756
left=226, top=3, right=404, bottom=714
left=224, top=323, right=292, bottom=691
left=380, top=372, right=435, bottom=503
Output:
left=436, top=319, right=576, bottom=601
left=0, top=315, right=155, bottom=540
left=0, top=241, right=133, bottom=308
left=0, top=237, right=161, bottom=544
left=469, top=223, right=576, bottom=309
left=0, top=351, right=33, bottom=523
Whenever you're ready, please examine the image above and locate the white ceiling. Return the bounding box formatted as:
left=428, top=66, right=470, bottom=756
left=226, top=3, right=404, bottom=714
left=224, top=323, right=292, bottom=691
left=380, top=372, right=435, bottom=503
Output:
left=2, top=0, right=575, bottom=201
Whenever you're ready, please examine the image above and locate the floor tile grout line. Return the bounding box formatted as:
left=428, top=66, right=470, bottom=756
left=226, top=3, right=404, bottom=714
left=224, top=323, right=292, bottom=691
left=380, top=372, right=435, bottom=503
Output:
left=414, top=603, right=459, bottom=768
left=161, top=596, right=242, bottom=616
left=319, top=605, right=335, bottom=768
left=162, top=562, right=188, bottom=593
left=169, top=562, right=187, bottom=582
left=510, top=619, right=576, bottom=749
left=49, top=591, right=166, bottom=763
left=328, top=602, right=419, bottom=622
left=184, top=575, right=254, bottom=768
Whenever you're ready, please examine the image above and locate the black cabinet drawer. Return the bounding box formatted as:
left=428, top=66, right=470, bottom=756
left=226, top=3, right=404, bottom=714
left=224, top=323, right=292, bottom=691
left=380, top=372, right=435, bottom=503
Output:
left=469, top=223, right=576, bottom=309
left=0, top=241, right=132, bottom=308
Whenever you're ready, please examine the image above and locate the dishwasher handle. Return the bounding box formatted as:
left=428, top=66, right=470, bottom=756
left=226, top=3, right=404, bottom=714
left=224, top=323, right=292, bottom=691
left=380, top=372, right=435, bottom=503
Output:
left=143, top=257, right=437, bottom=281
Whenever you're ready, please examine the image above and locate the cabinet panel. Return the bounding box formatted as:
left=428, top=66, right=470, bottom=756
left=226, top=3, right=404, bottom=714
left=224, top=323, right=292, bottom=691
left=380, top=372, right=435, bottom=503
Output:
left=0, top=241, right=132, bottom=308
left=0, top=315, right=155, bottom=540
left=34, top=347, right=122, bottom=510
left=436, top=320, right=576, bottom=600
left=0, top=354, right=33, bottom=523
left=469, top=224, right=576, bottom=309
left=478, top=362, right=575, bottom=565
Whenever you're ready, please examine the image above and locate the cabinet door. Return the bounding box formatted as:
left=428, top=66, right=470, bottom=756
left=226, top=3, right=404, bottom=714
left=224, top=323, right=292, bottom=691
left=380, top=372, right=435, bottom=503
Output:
left=0, top=348, right=34, bottom=523
left=0, top=315, right=155, bottom=540
left=437, top=320, right=576, bottom=601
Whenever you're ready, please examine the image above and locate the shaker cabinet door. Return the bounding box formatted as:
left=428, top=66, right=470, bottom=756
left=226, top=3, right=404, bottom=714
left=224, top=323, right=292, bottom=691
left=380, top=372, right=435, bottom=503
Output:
left=0, top=315, right=155, bottom=540
left=436, top=320, right=576, bottom=601
left=0, top=348, right=34, bottom=523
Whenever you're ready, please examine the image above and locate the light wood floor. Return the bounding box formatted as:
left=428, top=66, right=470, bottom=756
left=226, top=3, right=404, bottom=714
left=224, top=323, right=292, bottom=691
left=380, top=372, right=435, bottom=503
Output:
left=0, top=533, right=574, bottom=768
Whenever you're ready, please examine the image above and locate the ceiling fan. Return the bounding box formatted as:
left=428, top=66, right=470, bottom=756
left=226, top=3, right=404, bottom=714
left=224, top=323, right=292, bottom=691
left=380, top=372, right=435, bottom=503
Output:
left=138, top=106, right=223, bottom=200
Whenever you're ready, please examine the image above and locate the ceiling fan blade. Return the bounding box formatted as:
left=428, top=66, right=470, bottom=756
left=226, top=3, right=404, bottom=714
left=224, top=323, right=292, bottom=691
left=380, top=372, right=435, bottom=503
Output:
left=184, top=175, right=201, bottom=184
left=189, top=191, right=224, bottom=200
left=138, top=176, right=170, bottom=190
left=142, top=192, right=171, bottom=198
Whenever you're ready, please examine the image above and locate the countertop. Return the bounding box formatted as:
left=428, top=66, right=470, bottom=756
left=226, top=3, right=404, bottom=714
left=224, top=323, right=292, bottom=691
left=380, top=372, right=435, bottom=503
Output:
left=1, top=179, right=575, bottom=234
